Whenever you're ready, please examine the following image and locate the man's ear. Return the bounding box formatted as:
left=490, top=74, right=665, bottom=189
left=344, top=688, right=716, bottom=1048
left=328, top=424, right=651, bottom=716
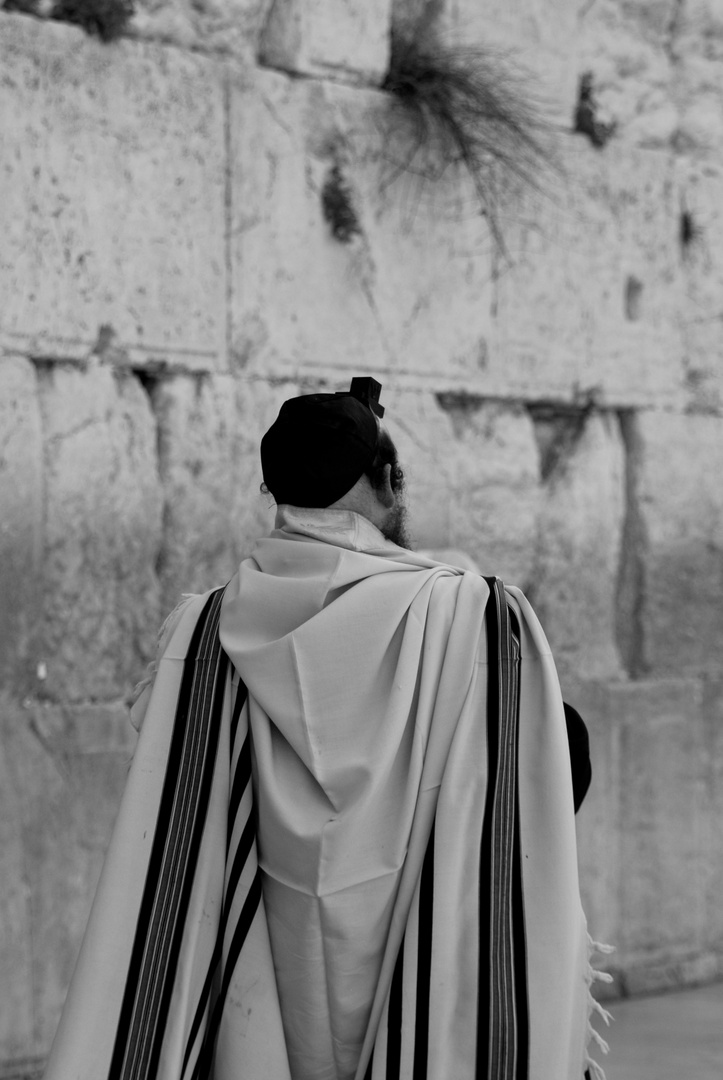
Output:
left=377, top=463, right=395, bottom=509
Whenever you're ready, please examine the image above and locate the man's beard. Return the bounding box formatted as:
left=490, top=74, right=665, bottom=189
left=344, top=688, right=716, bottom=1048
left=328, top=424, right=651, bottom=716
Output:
left=381, top=498, right=412, bottom=550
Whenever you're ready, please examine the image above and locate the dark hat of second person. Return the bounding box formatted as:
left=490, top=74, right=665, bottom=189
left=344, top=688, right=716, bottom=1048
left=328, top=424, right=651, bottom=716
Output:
left=260, top=393, right=380, bottom=508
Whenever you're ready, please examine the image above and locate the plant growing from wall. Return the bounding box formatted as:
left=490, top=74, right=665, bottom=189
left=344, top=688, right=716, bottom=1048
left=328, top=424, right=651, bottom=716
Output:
left=381, top=31, right=559, bottom=254
left=574, top=72, right=616, bottom=148
left=679, top=206, right=704, bottom=256
left=321, top=162, right=363, bottom=244
left=2, top=0, right=41, bottom=15
left=51, top=0, right=133, bottom=41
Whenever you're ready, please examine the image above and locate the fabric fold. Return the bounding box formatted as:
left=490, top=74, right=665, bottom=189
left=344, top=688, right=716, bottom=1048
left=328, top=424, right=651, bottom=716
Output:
left=45, top=507, right=594, bottom=1080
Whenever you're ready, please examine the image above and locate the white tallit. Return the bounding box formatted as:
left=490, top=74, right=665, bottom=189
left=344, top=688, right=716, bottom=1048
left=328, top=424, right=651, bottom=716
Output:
left=44, top=505, right=604, bottom=1080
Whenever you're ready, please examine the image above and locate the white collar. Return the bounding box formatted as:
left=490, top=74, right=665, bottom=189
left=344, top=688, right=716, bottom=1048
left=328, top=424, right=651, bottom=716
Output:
left=273, top=504, right=401, bottom=554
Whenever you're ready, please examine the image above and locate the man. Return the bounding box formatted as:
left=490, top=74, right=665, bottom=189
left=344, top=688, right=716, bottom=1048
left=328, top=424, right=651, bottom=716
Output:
left=45, top=378, right=606, bottom=1080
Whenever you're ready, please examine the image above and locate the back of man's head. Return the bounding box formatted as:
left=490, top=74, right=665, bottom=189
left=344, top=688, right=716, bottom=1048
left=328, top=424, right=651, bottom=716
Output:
left=260, top=378, right=410, bottom=545
left=260, top=390, right=379, bottom=508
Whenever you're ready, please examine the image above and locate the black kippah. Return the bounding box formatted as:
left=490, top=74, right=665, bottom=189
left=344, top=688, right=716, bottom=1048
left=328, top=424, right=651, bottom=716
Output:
left=260, top=392, right=379, bottom=508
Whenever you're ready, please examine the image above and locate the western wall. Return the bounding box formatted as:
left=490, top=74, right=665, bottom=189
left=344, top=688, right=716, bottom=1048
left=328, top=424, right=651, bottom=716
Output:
left=1, top=0, right=723, bottom=1071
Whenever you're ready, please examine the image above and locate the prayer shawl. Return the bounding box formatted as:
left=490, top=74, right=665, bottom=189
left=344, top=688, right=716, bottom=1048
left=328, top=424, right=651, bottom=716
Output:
left=45, top=507, right=608, bottom=1080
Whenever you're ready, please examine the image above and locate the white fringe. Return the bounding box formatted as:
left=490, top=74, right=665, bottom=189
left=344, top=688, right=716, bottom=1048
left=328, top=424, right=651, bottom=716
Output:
left=584, top=934, right=615, bottom=1080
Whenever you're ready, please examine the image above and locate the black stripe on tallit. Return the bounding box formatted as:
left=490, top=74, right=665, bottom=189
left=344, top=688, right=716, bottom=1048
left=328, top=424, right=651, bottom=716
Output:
left=181, top=684, right=250, bottom=1080
left=364, top=1049, right=375, bottom=1080
left=191, top=869, right=263, bottom=1080
left=227, top=730, right=251, bottom=853
left=229, top=677, right=246, bottom=758
left=108, top=589, right=226, bottom=1080
left=476, top=578, right=529, bottom=1080
left=412, top=822, right=435, bottom=1080
left=386, top=933, right=405, bottom=1078
left=508, top=614, right=529, bottom=1079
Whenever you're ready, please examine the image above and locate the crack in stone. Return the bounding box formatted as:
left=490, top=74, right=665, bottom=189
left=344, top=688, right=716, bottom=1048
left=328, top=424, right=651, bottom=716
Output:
left=528, top=401, right=595, bottom=483
left=664, top=0, right=685, bottom=63
left=223, top=75, right=234, bottom=377
left=615, top=409, right=649, bottom=678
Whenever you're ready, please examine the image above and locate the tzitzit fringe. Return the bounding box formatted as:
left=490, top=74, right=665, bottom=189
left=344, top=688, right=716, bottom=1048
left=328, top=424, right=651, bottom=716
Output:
left=585, top=936, right=615, bottom=1080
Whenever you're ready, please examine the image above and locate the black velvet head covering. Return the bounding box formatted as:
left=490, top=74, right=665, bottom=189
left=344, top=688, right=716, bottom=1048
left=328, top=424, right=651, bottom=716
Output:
left=260, top=392, right=380, bottom=508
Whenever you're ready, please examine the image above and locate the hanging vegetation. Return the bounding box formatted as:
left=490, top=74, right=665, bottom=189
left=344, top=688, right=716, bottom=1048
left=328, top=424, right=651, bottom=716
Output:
left=2, top=0, right=41, bottom=14
left=381, top=33, right=560, bottom=253
left=321, top=162, right=363, bottom=244
left=50, top=0, right=134, bottom=41
left=574, top=72, right=616, bottom=148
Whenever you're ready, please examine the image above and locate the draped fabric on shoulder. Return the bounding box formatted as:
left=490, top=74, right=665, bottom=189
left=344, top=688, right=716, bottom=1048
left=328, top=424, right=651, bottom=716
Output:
left=44, top=587, right=293, bottom=1080
left=45, top=507, right=600, bottom=1080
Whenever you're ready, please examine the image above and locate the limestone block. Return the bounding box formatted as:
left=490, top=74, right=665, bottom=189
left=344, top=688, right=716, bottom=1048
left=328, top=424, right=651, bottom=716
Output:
left=229, top=69, right=496, bottom=388
left=528, top=411, right=626, bottom=681
left=676, top=159, right=723, bottom=414
left=383, top=388, right=541, bottom=585
left=152, top=375, right=241, bottom=611
left=259, top=0, right=391, bottom=84
left=0, top=16, right=226, bottom=370
left=675, top=0, right=723, bottom=153
left=622, top=950, right=723, bottom=996
left=30, top=698, right=138, bottom=758
left=37, top=361, right=163, bottom=701
left=131, top=0, right=273, bottom=56
left=615, top=679, right=707, bottom=959
left=634, top=411, right=723, bottom=676
left=0, top=709, right=34, bottom=1059
left=701, top=679, right=723, bottom=950
left=391, top=0, right=580, bottom=124
left=150, top=375, right=304, bottom=612
left=1, top=694, right=133, bottom=1054
left=492, top=140, right=685, bottom=407
left=0, top=357, right=44, bottom=693
left=576, top=0, right=678, bottom=147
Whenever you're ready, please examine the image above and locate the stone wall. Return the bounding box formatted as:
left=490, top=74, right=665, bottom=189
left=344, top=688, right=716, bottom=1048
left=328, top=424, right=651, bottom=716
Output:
left=2, top=0, right=723, bottom=1066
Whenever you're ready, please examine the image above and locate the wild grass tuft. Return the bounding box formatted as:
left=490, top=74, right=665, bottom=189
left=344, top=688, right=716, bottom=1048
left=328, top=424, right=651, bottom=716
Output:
left=381, top=34, right=560, bottom=253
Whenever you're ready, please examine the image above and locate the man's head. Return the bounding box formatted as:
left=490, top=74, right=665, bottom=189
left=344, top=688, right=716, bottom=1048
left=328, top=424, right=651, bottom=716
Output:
left=260, top=380, right=411, bottom=548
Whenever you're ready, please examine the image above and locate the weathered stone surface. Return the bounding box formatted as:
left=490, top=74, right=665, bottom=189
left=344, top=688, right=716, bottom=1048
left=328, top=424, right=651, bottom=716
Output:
left=634, top=411, right=723, bottom=676
left=229, top=70, right=384, bottom=377
left=131, top=0, right=273, bottom=56
left=616, top=679, right=707, bottom=960
left=528, top=411, right=626, bottom=681
left=0, top=357, right=44, bottom=693
left=568, top=677, right=710, bottom=974
left=259, top=0, right=391, bottom=84
left=0, top=708, right=34, bottom=1059
left=492, top=141, right=685, bottom=408
left=622, top=949, right=723, bottom=996
left=37, top=361, right=163, bottom=701
left=152, top=374, right=241, bottom=611
left=676, top=159, right=723, bottom=414
left=0, top=15, right=226, bottom=369
left=149, top=375, right=302, bottom=613
left=675, top=0, right=723, bottom=153
left=228, top=69, right=496, bottom=387
left=1, top=693, right=134, bottom=1055
left=576, top=0, right=723, bottom=152
left=150, top=374, right=304, bottom=612
left=701, top=679, right=723, bottom=952
left=576, top=0, right=678, bottom=147
left=384, top=388, right=541, bottom=585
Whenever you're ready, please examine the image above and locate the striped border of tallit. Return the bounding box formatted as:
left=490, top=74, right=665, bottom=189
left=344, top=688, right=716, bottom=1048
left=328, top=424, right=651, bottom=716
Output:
left=180, top=671, right=259, bottom=1080
left=108, top=588, right=229, bottom=1080
left=366, top=577, right=527, bottom=1080
left=477, top=577, right=528, bottom=1080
